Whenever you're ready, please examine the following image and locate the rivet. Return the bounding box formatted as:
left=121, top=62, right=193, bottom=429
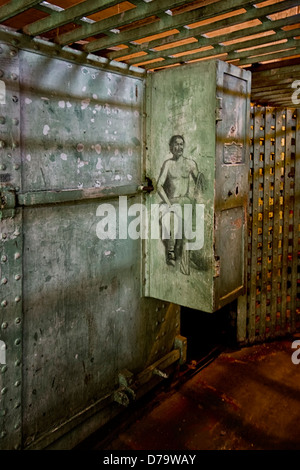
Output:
left=0, top=163, right=6, bottom=170
left=14, top=380, right=20, bottom=387
left=15, top=317, right=21, bottom=325
left=0, top=116, right=5, bottom=124
left=1, top=300, right=8, bottom=307
left=12, top=142, right=18, bottom=149
left=14, top=338, right=21, bottom=346
left=14, top=274, right=21, bottom=281
left=14, top=401, right=20, bottom=409
left=1, top=277, right=8, bottom=284
left=1, top=322, right=7, bottom=329
left=14, top=360, right=20, bottom=367
left=1, top=255, right=7, bottom=262
left=12, top=96, right=18, bottom=103
left=12, top=118, right=19, bottom=125
left=0, top=431, right=6, bottom=439
left=13, top=164, right=20, bottom=170
left=14, top=422, right=20, bottom=430
left=14, top=252, right=21, bottom=260
left=1, top=365, right=7, bottom=373
left=1, top=387, right=7, bottom=395
left=15, top=296, right=21, bottom=303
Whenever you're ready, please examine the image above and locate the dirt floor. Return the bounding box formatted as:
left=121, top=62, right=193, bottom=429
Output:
left=81, top=335, right=300, bottom=451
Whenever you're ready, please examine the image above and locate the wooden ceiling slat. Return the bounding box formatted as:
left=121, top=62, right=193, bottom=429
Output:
left=56, top=0, right=197, bottom=46
left=82, top=0, right=259, bottom=53
left=107, top=9, right=300, bottom=62
left=23, top=0, right=138, bottom=36
left=0, top=0, right=42, bottom=22
left=121, top=14, right=300, bottom=68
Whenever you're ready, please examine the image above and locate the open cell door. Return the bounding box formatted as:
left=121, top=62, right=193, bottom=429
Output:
left=144, top=60, right=251, bottom=313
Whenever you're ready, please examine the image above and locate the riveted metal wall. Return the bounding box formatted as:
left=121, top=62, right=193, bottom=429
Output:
left=238, top=107, right=300, bottom=344
left=0, top=41, right=182, bottom=450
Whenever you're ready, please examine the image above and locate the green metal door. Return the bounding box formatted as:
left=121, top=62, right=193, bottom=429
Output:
left=0, top=42, right=181, bottom=450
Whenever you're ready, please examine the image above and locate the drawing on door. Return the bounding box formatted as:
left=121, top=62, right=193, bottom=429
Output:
left=156, top=135, right=206, bottom=276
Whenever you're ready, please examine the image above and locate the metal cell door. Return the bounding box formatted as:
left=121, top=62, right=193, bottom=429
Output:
left=0, top=43, right=146, bottom=449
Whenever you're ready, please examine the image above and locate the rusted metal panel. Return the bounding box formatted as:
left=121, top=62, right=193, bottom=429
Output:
left=240, top=106, right=300, bottom=344
left=145, top=60, right=251, bottom=313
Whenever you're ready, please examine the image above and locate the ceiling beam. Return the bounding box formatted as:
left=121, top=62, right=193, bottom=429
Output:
left=23, top=0, right=142, bottom=36
left=56, top=0, right=199, bottom=46
left=107, top=8, right=300, bottom=61
left=0, top=0, right=42, bottom=22
left=83, top=0, right=259, bottom=53
left=124, top=19, right=300, bottom=67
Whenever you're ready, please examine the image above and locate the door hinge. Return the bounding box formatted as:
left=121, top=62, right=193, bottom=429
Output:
left=0, top=186, right=16, bottom=219
left=216, top=96, right=223, bottom=122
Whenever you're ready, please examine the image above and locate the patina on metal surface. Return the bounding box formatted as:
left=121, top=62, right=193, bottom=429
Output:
left=0, top=38, right=181, bottom=450
left=144, top=60, right=251, bottom=313
left=0, top=42, right=22, bottom=450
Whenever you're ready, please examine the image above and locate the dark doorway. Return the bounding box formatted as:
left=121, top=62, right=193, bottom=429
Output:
left=180, top=300, right=238, bottom=363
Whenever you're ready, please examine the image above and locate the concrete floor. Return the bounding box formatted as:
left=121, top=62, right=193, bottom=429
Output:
left=82, top=335, right=300, bottom=451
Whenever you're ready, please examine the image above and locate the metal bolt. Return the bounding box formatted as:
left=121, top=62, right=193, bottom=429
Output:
left=1, top=387, right=7, bottom=395
left=15, top=296, right=21, bottom=303
left=12, top=96, right=18, bottom=103
left=14, top=380, right=20, bottom=387
left=1, top=322, right=8, bottom=329
left=14, top=360, right=20, bottom=367
left=13, top=164, right=20, bottom=170
left=1, top=300, right=8, bottom=307
left=0, top=409, right=6, bottom=416
left=0, top=431, right=6, bottom=439
left=1, top=278, right=7, bottom=284
left=14, top=402, right=20, bottom=409
left=12, top=141, right=18, bottom=149
left=14, top=252, right=21, bottom=260
left=14, top=422, right=20, bottom=430
left=14, top=274, right=21, bottom=280
left=15, top=317, right=21, bottom=325
left=12, top=118, right=19, bottom=125
left=14, top=338, right=21, bottom=346
left=1, top=365, right=7, bottom=373
left=11, top=73, right=18, bottom=81
left=1, top=255, right=7, bottom=262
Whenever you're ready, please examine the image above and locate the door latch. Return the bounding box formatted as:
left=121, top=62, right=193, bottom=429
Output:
left=0, top=186, right=16, bottom=219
